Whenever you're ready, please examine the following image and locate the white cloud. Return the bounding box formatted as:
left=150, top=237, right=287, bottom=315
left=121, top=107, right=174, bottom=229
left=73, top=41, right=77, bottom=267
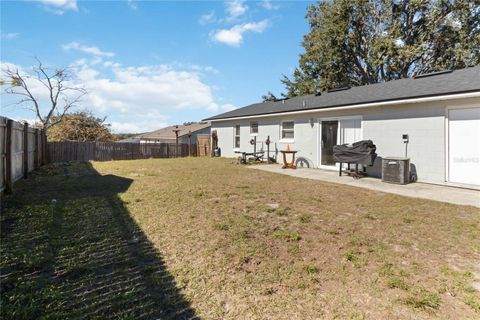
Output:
left=36, top=0, right=78, bottom=14
left=2, top=57, right=230, bottom=133
left=109, top=119, right=169, bottom=133
left=201, top=1, right=272, bottom=46
left=62, top=42, right=115, bottom=57
left=199, top=10, right=216, bottom=25
left=103, top=61, right=122, bottom=69
left=1, top=32, right=20, bottom=40
left=225, top=0, right=248, bottom=21
left=97, top=65, right=218, bottom=111
left=68, top=60, right=227, bottom=130
left=260, top=0, right=279, bottom=11
left=127, top=0, right=138, bottom=10
left=76, top=68, right=99, bottom=81
left=170, top=61, right=220, bottom=74
left=211, top=20, right=269, bottom=47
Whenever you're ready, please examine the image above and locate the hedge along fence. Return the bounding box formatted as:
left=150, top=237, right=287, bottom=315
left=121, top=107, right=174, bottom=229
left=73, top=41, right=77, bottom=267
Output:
left=47, top=141, right=199, bottom=163
left=0, top=116, right=47, bottom=195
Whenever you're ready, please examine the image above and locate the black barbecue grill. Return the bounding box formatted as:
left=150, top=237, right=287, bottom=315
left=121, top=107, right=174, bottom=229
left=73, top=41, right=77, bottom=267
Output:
left=333, top=140, right=377, bottom=179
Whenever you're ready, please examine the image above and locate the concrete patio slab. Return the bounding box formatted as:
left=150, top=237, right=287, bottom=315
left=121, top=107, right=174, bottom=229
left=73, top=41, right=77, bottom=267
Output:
left=249, top=164, right=480, bottom=208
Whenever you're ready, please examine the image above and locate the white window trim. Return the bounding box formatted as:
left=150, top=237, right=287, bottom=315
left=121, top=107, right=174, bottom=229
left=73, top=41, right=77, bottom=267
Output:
left=250, top=121, right=259, bottom=136
left=279, top=120, right=295, bottom=143
left=233, top=124, right=241, bottom=150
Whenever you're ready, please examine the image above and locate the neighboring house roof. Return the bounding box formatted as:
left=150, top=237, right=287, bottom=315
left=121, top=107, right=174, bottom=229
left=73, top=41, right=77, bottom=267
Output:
left=137, top=122, right=211, bottom=140
left=205, top=67, right=480, bottom=121
left=116, top=137, right=141, bottom=143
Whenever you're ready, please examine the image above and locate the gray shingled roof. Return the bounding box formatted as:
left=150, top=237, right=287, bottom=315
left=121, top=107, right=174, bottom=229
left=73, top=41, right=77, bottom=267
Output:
left=205, top=67, right=480, bottom=121
left=137, top=122, right=210, bottom=140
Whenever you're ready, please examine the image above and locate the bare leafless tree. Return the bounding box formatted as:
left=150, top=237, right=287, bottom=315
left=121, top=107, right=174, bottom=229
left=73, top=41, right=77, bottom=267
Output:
left=2, top=58, right=87, bottom=129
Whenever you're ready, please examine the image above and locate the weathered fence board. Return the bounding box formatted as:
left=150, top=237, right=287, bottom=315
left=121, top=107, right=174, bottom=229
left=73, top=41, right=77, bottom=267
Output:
left=0, top=118, right=6, bottom=194
left=0, top=116, right=47, bottom=195
left=196, top=134, right=211, bottom=157
left=47, top=141, right=199, bottom=163
left=27, top=127, right=36, bottom=173
left=11, top=121, right=24, bottom=183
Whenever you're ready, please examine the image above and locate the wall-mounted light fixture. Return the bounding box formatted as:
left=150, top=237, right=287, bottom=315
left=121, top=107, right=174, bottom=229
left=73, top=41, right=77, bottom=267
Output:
left=310, top=118, right=315, bottom=127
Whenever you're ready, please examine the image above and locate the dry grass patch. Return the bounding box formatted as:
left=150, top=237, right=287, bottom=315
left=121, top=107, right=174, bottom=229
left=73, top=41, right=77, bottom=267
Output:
left=2, top=158, right=479, bottom=319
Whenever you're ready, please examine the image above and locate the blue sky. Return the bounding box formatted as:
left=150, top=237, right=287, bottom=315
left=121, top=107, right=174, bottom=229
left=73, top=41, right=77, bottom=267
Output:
left=1, top=0, right=312, bottom=132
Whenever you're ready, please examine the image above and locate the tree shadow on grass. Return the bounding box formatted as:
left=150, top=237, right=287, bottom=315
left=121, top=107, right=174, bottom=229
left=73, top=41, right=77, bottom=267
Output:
left=1, top=162, right=198, bottom=320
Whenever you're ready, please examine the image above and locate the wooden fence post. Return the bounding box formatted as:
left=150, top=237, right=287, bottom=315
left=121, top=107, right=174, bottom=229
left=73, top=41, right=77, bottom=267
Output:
left=5, top=120, right=13, bottom=194
left=23, top=122, right=28, bottom=178
left=45, top=130, right=49, bottom=164
left=41, top=129, right=46, bottom=165
left=188, top=134, right=192, bottom=157
left=39, top=129, right=43, bottom=165
left=34, top=129, right=39, bottom=168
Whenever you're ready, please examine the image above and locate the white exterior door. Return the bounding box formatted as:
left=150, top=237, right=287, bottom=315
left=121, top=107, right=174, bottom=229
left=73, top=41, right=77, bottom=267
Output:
left=318, top=117, right=362, bottom=169
left=448, top=107, right=480, bottom=186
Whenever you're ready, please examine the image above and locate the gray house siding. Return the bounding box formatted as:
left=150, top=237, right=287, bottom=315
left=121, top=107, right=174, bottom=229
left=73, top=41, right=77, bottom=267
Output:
left=362, top=102, right=446, bottom=182
left=212, top=97, right=479, bottom=184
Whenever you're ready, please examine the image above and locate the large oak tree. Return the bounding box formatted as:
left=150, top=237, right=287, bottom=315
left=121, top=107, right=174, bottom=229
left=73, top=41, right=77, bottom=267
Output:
left=278, top=0, right=479, bottom=98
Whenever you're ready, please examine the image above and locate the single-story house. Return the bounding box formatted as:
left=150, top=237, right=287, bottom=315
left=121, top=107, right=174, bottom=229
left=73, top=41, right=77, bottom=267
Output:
left=136, top=122, right=211, bottom=144
left=205, top=67, right=480, bottom=187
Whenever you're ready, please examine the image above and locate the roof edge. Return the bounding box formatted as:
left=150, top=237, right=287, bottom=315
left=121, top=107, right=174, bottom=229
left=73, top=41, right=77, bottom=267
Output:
left=204, top=90, right=480, bottom=122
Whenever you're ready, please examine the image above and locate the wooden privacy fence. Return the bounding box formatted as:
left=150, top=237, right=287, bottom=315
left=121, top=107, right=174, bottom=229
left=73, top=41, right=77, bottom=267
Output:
left=47, top=141, right=199, bottom=163
left=196, top=134, right=211, bottom=157
left=1, top=115, right=212, bottom=197
left=1, top=116, right=47, bottom=195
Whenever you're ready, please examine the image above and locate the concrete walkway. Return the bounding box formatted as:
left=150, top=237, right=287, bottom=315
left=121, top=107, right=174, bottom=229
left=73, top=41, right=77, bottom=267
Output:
left=249, top=164, right=480, bottom=208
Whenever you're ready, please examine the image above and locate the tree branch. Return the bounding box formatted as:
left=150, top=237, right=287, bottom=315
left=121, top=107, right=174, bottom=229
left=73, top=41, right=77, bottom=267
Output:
left=2, top=58, right=88, bottom=129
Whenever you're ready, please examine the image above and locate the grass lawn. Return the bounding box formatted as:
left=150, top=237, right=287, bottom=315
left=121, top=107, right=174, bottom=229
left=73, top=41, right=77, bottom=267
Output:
left=1, top=158, right=479, bottom=319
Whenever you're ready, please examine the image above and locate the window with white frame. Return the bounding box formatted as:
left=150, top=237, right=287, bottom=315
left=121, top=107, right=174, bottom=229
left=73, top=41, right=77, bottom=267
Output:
left=250, top=121, right=258, bottom=135
left=234, top=125, right=240, bottom=148
left=281, top=121, right=294, bottom=140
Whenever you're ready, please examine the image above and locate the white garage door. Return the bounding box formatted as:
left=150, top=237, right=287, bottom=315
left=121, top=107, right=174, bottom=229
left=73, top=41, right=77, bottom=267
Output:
left=448, top=108, right=480, bottom=186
